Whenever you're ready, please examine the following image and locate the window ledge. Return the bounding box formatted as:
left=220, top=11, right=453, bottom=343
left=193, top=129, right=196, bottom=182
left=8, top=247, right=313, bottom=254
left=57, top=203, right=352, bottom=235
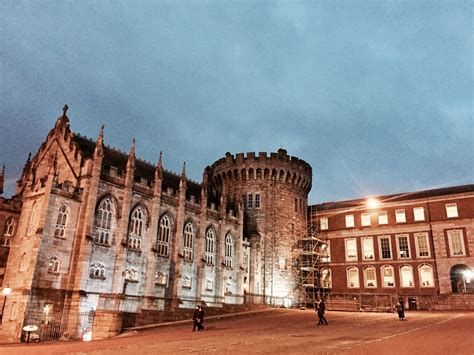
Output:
left=90, top=276, right=106, bottom=280
left=155, top=282, right=167, bottom=287
left=94, top=242, right=111, bottom=247
left=48, top=271, right=60, bottom=275
left=127, top=248, right=142, bottom=254
left=125, top=279, right=139, bottom=283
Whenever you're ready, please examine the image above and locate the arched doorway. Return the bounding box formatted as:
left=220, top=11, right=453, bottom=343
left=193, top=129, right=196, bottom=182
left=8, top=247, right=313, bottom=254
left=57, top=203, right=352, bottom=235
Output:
left=450, top=264, right=473, bottom=293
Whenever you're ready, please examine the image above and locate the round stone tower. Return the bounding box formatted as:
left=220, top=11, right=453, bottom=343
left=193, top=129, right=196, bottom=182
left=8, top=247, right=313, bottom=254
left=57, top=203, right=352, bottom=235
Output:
left=208, top=149, right=312, bottom=305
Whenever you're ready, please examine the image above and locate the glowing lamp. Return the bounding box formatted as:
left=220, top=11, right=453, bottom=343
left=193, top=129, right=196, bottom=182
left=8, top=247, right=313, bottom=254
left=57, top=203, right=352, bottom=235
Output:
left=367, top=198, right=380, bottom=209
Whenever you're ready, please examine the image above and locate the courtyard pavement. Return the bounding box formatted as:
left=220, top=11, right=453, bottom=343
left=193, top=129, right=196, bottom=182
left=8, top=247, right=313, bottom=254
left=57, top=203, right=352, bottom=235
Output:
left=0, top=308, right=473, bottom=354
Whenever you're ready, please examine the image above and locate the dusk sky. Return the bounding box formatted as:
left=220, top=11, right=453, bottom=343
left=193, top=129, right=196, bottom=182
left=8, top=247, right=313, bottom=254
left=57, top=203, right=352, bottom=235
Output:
left=0, top=1, right=472, bottom=204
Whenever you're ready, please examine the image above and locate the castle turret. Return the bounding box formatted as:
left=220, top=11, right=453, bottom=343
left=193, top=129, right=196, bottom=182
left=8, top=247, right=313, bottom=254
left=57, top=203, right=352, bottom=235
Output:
left=208, top=149, right=312, bottom=305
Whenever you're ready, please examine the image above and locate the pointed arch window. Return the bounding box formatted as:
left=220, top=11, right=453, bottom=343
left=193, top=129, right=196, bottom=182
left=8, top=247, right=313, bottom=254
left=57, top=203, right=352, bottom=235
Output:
left=128, top=206, right=145, bottom=251
left=155, top=271, right=168, bottom=286
left=94, top=198, right=114, bottom=245
left=205, top=228, right=216, bottom=265
left=182, top=274, right=192, bottom=289
left=54, top=204, right=68, bottom=239
left=48, top=256, right=60, bottom=274
left=224, top=234, right=234, bottom=268
left=19, top=252, right=28, bottom=272
left=27, top=201, right=38, bottom=236
left=183, top=222, right=194, bottom=261
left=2, top=217, right=15, bottom=247
left=124, top=266, right=138, bottom=282
left=157, top=215, right=171, bottom=257
left=89, top=262, right=106, bottom=279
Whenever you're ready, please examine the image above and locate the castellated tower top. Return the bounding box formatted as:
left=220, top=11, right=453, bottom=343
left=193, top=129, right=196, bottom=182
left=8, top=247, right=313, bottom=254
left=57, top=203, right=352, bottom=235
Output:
left=209, top=149, right=312, bottom=194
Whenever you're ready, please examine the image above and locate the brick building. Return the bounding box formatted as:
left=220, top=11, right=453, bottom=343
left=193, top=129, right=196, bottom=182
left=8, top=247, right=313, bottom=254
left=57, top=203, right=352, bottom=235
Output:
left=310, top=185, right=474, bottom=310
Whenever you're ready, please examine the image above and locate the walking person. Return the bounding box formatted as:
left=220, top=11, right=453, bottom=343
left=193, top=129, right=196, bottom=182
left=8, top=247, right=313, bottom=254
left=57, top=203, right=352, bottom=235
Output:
left=395, top=300, right=405, bottom=320
left=317, top=299, right=328, bottom=325
left=197, top=305, right=205, bottom=331
left=192, top=305, right=200, bottom=331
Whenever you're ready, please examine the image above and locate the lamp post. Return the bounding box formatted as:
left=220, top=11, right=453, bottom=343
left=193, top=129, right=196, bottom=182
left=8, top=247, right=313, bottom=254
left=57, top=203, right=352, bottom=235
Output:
left=1, top=284, right=12, bottom=321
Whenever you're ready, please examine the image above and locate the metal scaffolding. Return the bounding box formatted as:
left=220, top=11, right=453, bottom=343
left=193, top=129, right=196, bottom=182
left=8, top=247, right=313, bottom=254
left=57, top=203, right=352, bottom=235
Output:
left=295, top=211, right=330, bottom=308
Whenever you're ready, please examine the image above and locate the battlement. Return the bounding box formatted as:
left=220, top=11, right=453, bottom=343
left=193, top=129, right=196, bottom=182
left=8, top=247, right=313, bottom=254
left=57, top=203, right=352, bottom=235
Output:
left=210, top=149, right=312, bottom=192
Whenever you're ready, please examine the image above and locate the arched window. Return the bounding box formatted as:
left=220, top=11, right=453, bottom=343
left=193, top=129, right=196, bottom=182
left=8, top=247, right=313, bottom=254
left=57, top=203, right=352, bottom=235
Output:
left=54, top=204, right=68, bottom=239
left=320, top=268, right=332, bottom=289
left=364, top=266, right=377, bottom=288
left=183, top=222, right=194, bottom=261
left=381, top=265, right=395, bottom=287
left=128, top=206, right=145, bottom=251
left=224, top=234, right=233, bottom=268
left=155, top=271, right=167, bottom=286
left=400, top=265, right=414, bottom=288
left=346, top=266, right=359, bottom=288
left=2, top=217, right=15, bottom=247
left=419, top=264, right=434, bottom=287
left=27, top=201, right=38, bottom=236
left=124, top=267, right=138, bottom=281
left=205, top=279, right=213, bottom=291
left=157, top=215, right=171, bottom=257
left=182, top=274, right=192, bottom=288
left=89, top=262, right=106, bottom=279
left=19, top=252, right=27, bottom=272
left=94, top=198, right=114, bottom=245
left=48, top=256, right=60, bottom=273
left=205, top=228, right=216, bottom=265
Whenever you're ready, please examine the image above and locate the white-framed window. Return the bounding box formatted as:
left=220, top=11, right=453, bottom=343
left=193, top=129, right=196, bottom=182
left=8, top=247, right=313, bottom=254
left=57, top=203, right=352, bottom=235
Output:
left=345, top=238, right=358, bottom=261
left=364, top=266, right=377, bottom=288
left=89, top=262, right=105, bottom=279
left=362, top=237, right=374, bottom=260
left=321, top=241, right=331, bottom=262
left=2, top=217, right=15, bottom=247
left=347, top=267, right=360, bottom=288
left=27, top=201, right=38, bottom=236
left=182, top=274, right=192, bottom=289
left=54, top=203, right=68, bottom=239
left=128, top=206, right=145, bottom=251
left=155, top=271, right=167, bottom=286
left=205, top=228, right=216, bottom=265
left=419, top=264, right=434, bottom=287
left=183, top=222, right=194, bottom=261
left=378, top=211, right=388, bottom=225
left=48, top=256, right=60, bottom=274
left=400, top=265, right=414, bottom=287
left=381, top=265, right=395, bottom=287
left=247, top=194, right=253, bottom=209
left=205, top=279, right=213, bottom=291
left=361, top=213, right=371, bottom=227
left=94, top=198, right=114, bottom=245
left=124, top=267, right=138, bottom=281
left=395, top=209, right=406, bottom=223
left=255, top=193, right=260, bottom=208
left=446, top=203, right=458, bottom=218
left=447, top=229, right=466, bottom=256
left=345, top=214, right=355, bottom=228
left=320, top=217, right=328, bottom=231
left=396, top=234, right=410, bottom=259
left=379, top=236, right=392, bottom=259
left=19, top=252, right=27, bottom=272
left=157, top=214, right=171, bottom=257
left=320, top=268, right=332, bottom=288
left=414, top=232, right=430, bottom=258
left=413, top=207, right=425, bottom=221
left=224, top=234, right=234, bottom=268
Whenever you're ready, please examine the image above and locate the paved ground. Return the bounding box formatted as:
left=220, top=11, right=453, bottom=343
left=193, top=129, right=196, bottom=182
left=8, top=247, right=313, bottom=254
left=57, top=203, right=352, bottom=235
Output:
left=1, top=309, right=473, bottom=354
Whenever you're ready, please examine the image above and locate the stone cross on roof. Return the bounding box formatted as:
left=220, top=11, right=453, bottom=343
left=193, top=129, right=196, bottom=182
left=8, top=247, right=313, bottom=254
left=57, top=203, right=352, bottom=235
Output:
left=63, top=104, right=69, bottom=117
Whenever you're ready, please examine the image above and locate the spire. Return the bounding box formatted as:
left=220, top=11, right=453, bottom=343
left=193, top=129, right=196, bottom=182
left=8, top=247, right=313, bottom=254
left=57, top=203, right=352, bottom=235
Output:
left=62, top=104, right=69, bottom=117
left=155, top=151, right=163, bottom=180
left=22, top=152, right=32, bottom=175
left=126, top=138, right=136, bottom=171
left=93, top=125, right=104, bottom=158
left=0, top=165, right=4, bottom=195
left=179, top=161, right=186, bottom=189
left=55, top=104, right=70, bottom=130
